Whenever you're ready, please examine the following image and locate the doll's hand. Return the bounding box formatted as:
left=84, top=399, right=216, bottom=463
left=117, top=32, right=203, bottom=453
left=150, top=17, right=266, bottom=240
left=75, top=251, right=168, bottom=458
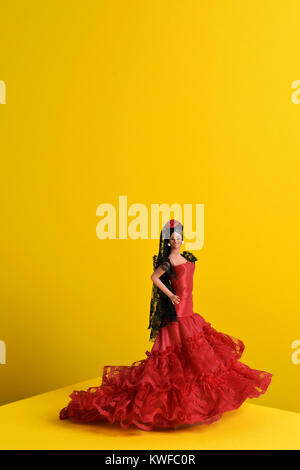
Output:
left=170, top=294, right=180, bottom=305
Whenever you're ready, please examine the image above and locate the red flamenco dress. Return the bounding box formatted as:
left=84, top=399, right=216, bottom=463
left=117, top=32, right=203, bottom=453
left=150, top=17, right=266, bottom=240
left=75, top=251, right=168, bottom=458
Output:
left=59, top=259, right=273, bottom=431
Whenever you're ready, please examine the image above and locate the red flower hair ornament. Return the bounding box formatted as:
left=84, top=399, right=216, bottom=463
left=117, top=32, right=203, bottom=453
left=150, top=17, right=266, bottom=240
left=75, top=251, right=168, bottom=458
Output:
left=167, top=219, right=180, bottom=229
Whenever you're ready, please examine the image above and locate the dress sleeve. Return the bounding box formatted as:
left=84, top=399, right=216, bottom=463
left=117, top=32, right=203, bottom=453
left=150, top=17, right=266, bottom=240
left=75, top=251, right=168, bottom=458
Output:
left=159, top=259, right=171, bottom=273
left=182, top=251, right=198, bottom=263
left=152, top=255, right=172, bottom=273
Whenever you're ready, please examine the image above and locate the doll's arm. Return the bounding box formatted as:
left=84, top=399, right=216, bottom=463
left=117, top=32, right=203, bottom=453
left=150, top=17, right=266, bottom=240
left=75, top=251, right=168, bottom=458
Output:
left=150, top=262, right=180, bottom=304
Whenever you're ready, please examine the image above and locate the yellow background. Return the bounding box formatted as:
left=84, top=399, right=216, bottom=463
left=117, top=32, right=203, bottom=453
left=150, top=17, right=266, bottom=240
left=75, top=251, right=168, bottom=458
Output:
left=1, top=0, right=299, bottom=416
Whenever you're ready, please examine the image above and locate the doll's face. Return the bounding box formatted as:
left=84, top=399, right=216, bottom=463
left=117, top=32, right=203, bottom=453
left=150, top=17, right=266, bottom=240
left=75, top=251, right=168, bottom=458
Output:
left=170, top=231, right=183, bottom=248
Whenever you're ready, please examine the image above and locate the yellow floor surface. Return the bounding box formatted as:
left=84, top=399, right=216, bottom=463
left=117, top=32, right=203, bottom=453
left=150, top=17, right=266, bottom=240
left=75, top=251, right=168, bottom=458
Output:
left=0, top=377, right=299, bottom=450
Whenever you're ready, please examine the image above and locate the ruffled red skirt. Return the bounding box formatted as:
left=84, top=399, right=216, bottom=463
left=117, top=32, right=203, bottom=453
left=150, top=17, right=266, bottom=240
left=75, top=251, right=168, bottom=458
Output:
left=59, top=313, right=273, bottom=431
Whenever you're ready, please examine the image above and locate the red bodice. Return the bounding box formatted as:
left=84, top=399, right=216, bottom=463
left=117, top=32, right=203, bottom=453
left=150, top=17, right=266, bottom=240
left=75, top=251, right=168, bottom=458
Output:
left=170, top=260, right=195, bottom=317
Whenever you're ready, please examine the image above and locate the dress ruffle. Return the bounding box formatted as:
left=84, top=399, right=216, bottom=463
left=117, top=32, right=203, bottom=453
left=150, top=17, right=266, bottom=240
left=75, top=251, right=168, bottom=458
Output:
left=59, top=314, right=272, bottom=431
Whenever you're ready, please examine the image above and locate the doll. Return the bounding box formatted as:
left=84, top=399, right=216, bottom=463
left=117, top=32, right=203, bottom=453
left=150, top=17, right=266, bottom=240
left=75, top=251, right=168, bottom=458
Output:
left=59, top=219, right=272, bottom=431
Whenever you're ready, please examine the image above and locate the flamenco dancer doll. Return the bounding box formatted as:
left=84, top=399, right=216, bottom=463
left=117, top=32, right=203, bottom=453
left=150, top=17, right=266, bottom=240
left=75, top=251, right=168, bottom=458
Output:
left=59, top=219, right=273, bottom=431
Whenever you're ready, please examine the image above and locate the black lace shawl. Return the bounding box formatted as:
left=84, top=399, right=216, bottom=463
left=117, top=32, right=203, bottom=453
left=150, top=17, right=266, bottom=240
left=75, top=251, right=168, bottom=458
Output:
left=148, top=250, right=198, bottom=342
